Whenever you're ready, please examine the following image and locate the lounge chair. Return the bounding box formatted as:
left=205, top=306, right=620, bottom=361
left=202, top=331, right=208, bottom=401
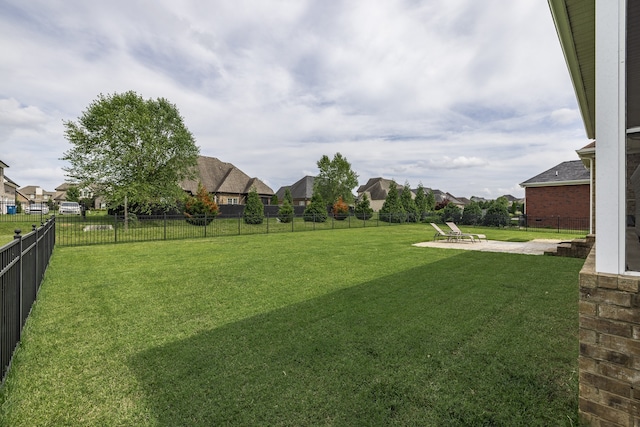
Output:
left=446, top=222, right=487, bottom=242
left=430, top=223, right=474, bottom=242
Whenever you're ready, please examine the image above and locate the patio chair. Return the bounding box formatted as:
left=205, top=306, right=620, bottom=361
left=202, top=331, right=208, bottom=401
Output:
left=446, top=222, right=487, bottom=242
left=430, top=223, right=474, bottom=242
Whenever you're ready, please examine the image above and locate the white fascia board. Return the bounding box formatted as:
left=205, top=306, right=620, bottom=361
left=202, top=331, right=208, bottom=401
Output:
left=520, top=180, right=589, bottom=188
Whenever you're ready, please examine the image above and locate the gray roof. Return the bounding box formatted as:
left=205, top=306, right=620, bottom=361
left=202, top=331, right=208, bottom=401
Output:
left=276, top=176, right=315, bottom=201
left=520, top=160, right=590, bottom=187
left=357, top=177, right=404, bottom=201
left=181, top=156, right=274, bottom=196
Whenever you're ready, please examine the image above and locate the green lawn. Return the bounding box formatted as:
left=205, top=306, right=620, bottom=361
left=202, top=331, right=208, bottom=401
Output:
left=0, top=225, right=583, bottom=426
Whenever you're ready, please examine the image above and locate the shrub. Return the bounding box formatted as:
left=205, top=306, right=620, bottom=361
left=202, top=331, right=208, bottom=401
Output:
left=303, top=192, right=328, bottom=222
left=184, top=182, right=218, bottom=226
left=332, top=196, right=349, bottom=220
left=461, top=201, right=482, bottom=225
left=354, top=193, right=373, bottom=220
left=244, top=187, right=264, bottom=224
left=441, top=202, right=462, bottom=223
left=483, top=201, right=510, bottom=227
left=278, top=199, right=294, bottom=223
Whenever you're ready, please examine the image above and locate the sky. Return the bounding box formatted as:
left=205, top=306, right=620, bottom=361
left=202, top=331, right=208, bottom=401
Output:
left=0, top=0, right=589, bottom=199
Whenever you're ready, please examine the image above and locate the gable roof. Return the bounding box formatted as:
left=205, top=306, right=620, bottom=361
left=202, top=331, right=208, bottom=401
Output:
left=276, top=176, right=315, bottom=200
left=181, top=156, right=274, bottom=196
left=519, top=160, right=590, bottom=187
left=357, top=177, right=405, bottom=201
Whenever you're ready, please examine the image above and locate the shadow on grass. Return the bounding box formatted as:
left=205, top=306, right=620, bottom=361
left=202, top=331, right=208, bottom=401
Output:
left=129, top=252, right=579, bottom=426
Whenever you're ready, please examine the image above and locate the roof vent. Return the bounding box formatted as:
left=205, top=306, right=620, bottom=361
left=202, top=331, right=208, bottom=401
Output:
left=555, top=171, right=558, bottom=176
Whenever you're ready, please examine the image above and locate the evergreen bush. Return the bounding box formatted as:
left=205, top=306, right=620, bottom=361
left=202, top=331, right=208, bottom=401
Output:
left=243, top=187, right=264, bottom=224
left=380, top=180, right=405, bottom=223
left=303, top=192, right=328, bottom=222
left=354, top=193, right=374, bottom=220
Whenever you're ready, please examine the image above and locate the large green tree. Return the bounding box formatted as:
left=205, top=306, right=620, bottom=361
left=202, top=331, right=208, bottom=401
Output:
left=314, top=153, right=359, bottom=205
left=62, top=91, right=199, bottom=213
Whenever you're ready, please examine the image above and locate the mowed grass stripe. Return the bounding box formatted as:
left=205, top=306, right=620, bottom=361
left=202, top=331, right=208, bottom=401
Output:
left=0, top=225, right=583, bottom=426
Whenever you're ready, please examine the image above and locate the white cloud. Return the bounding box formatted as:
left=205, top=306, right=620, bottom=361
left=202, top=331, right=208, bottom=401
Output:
left=0, top=0, right=586, bottom=199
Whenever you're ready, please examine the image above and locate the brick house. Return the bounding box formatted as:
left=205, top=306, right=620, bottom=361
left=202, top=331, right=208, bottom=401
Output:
left=519, top=160, right=590, bottom=228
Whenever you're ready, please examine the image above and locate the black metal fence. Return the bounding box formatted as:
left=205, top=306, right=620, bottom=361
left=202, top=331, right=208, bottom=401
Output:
left=54, top=212, right=408, bottom=246
left=519, top=215, right=589, bottom=233
left=0, top=217, right=55, bottom=382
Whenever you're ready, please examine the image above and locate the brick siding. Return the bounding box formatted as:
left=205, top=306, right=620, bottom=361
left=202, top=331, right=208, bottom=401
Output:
left=579, top=249, right=640, bottom=426
left=525, top=184, right=590, bottom=219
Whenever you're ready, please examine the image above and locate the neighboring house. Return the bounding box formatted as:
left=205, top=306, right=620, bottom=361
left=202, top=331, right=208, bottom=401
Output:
left=519, top=160, right=590, bottom=227
left=54, top=183, right=105, bottom=209
left=275, top=176, right=315, bottom=206
left=549, top=1, right=640, bottom=423
left=18, top=185, right=55, bottom=205
left=357, top=178, right=408, bottom=212
left=0, top=160, right=17, bottom=214
left=576, top=141, right=596, bottom=234
left=181, top=156, right=275, bottom=205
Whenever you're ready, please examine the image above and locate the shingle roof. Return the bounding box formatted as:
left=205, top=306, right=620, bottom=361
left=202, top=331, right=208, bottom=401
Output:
left=181, top=156, right=274, bottom=196
left=520, top=160, right=590, bottom=187
left=357, top=177, right=404, bottom=201
left=276, top=176, right=316, bottom=203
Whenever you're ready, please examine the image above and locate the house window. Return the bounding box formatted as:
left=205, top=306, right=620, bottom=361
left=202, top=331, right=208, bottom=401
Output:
left=227, top=197, right=239, bottom=205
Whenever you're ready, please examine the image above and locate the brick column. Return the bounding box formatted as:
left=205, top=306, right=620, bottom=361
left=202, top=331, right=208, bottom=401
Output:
left=579, top=249, right=640, bottom=426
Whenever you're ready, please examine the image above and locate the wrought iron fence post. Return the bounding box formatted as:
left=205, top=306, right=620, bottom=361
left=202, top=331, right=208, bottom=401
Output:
left=163, top=213, right=167, bottom=240
left=14, top=229, right=22, bottom=337
left=114, top=214, right=118, bottom=243
left=238, top=214, right=241, bottom=235
left=266, top=213, right=269, bottom=234
left=204, top=212, right=207, bottom=238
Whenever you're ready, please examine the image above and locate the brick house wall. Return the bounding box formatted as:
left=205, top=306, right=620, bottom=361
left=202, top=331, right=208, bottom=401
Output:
left=525, top=184, right=590, bottom=220
left=579, top=249, right=640, bottom=426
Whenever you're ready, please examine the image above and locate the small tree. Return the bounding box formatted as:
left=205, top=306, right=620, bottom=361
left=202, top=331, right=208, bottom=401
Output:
left=284, top=188, right=293, bottom=205
left=483, top=200, right=510, bottom=227
left=270, top=194, right=279, bottom=205
left=278, top=198, right=294, bottom=223
left=426, top=189, right=436, bottom=212
left=184, top=182, right=218, bottom=226
left=244, top=187, right=264, bottom=224
left=66, top=186, right=80, bottom=203
left=354, top=193, right=373, bottom=220
left=303, top=191, right=328, bottom=222
left=379, top=180, right=405, bottom=223
left=461, top=200, right=483, bottom=225
left=400, top=182, right=419, bottom=222
left=332, top=196, right=349, bottom=220
left=414, top=184, right=427, bottom=221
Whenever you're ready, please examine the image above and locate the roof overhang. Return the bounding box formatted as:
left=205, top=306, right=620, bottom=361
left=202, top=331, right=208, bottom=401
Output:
left=520, top=179, right=589, bottom=189
left=547, top=0, right=595, bottom=139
